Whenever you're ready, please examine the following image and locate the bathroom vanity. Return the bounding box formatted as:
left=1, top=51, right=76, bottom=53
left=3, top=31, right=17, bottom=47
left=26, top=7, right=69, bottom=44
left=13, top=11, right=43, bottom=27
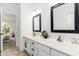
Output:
left=22, top=3, right=79, bottom=56
left=23, top=33, right=79, bottom=56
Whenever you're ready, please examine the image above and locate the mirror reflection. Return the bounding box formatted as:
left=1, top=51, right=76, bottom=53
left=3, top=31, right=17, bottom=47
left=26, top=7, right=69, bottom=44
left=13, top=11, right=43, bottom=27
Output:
left=53, top=3, right=75, bottom=30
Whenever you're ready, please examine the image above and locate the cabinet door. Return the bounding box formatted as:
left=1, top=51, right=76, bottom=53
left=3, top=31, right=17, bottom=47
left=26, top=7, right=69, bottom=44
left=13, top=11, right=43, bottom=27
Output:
left=51, top=49, right=67, bottom=56
left=23, top=37, right=28, bottom=50
left=23, top=37, right=31, bottom=54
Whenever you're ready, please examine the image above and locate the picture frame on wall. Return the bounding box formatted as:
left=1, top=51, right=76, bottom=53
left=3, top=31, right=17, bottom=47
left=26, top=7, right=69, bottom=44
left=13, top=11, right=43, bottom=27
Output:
left=33, top=14, right=41, bottom=32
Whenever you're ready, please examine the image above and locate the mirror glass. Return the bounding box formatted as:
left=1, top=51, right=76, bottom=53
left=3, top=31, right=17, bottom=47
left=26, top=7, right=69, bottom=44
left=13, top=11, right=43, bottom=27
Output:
left=34, top=16, right=40, bottom=30
left=33, top=14, right=41, bottom=32
left=53, top=3, right=75, bottom=30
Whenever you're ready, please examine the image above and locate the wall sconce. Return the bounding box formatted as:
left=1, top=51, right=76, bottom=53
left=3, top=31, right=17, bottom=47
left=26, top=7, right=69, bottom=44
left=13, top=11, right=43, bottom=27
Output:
left=32, top=9, right=41, bottom=16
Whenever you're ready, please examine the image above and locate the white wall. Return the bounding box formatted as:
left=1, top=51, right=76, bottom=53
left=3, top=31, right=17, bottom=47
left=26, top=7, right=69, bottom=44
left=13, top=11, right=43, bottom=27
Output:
left=0, top=3, right=17, bottom=15
left=20, top=4, right=32, bottom=50
left=20, top=3, right=79, bottom=50
left=21, top=3, right=50, bottom=33
left=15, top=4, right=21, bottom=49
left=21, top=4, right=32, bottom=33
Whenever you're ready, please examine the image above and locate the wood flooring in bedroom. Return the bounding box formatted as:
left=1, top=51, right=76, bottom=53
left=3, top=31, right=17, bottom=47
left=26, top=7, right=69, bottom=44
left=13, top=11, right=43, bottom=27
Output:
left=2, top=39, right=30, bottom=56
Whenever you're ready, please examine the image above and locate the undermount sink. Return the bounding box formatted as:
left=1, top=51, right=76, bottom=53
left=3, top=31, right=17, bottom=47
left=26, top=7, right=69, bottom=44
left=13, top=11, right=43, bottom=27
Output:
left=34, top=35, right=79, bottom=45
left=49, top=37, right=78, bottom=45
left=58, top=38, right=79, bottom=46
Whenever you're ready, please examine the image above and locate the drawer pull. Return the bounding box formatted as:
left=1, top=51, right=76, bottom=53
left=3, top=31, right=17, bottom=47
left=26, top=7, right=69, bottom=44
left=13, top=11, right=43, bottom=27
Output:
left=31, top=48, right=35, bottom=51
left=31, top=42, right=35, bottom=45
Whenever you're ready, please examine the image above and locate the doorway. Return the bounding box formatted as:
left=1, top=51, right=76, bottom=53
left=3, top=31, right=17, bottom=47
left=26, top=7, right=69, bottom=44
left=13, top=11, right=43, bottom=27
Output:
left=0, top=8, right=17, bottom=55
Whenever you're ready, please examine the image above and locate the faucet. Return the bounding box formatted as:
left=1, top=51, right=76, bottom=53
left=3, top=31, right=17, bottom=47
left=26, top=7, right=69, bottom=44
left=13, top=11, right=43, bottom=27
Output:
left=57, top=35, right=63, bottom=42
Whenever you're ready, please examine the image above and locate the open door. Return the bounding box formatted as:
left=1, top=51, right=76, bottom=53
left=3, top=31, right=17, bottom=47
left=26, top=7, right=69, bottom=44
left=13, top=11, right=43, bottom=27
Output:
left=0, top=8, right=1, bottom=55
left=0, top=8, right=4, bottom=55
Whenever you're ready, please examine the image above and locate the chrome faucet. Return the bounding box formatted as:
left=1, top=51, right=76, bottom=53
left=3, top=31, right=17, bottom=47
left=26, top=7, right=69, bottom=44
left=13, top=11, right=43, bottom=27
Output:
left=57, top=35, right=63, bottom=42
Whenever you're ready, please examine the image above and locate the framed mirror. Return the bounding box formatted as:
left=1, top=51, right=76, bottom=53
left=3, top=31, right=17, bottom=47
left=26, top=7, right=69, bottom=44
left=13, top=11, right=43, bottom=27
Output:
left=33, top=14, right=41, bottom=32
left=51, top=3, right=77, bottom=33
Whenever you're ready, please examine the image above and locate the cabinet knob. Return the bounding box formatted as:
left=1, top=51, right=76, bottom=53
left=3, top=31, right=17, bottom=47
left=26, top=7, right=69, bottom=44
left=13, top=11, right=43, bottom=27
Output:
left=32, top=54, right=33, bottom=56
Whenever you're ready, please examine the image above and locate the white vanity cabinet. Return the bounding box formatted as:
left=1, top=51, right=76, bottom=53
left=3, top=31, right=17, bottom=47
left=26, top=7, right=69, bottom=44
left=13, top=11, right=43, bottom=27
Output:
left=23, top=37, right=31, bottom=54
left=23, top=36, right=71, bottom=56
left=51, top=48, right=68, bottom=56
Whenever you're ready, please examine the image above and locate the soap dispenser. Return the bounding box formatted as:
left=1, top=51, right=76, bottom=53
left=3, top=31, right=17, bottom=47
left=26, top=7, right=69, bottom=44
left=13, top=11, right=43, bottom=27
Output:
left=57, top=35, right=63, bottom=42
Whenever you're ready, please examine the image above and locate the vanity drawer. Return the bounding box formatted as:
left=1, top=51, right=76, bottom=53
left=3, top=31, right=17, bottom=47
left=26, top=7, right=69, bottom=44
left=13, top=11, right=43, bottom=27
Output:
left=31, top=52, right=37, bottom=56
left=38, top=49, right=49, bottom=56
left=31, top=40, right=38, bottom=47
left=31, top=46, right=38, bottom=54
left=38, top=44, right=50, bottom=54
left=51, top=49, right=67, bottom=56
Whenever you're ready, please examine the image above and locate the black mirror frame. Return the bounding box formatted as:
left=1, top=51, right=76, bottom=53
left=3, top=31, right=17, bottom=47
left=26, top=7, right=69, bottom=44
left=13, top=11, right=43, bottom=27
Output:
left=51, top=3, right=78, bottom=33
left=33, top=14, right=41, bottom=32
